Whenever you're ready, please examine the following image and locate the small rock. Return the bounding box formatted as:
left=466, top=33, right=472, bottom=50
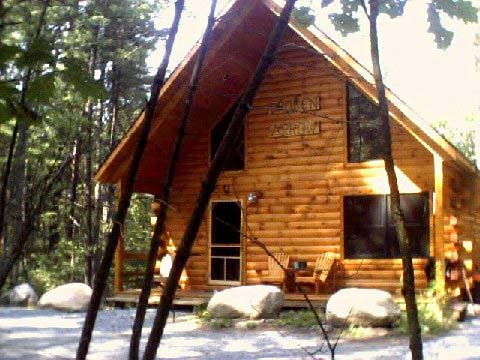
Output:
left=7, top=283, right=38, bottom=306
left=207, top=285, right=283, bottom=319
left=39, top=283, right=92, bottom=312
left=326, top=288, right=401, bottom=327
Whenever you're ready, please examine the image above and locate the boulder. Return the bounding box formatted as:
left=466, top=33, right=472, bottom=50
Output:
left=7, top=283, right=38, bottom=306
left=207, top=285, right=283, bottom=319
left=326, top=288, right=401, bottom=327
left=39, top=283, right=92, bottom=312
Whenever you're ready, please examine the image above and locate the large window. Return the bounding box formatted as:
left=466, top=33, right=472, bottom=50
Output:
left=344, top=193, right=429, bottom=259
left=347, top=83, right=383, bottom=163
left=210, top=102, right=244, bottom=171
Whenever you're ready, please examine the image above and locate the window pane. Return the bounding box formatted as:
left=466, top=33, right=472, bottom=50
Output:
left=211, top=258, right=224, bottom=281
left=344, top=196, right=386, bottom=258
left=387, top=193, right=429, bottom=258
left=226, top=258, right=240, bottom=281
left=211, top=102, right=244, bottom=171
left=347, top=83, right=383, bottom=163
left=211, top=202, right=241, bottom=245
left=211, top=247, right=240, bottom=257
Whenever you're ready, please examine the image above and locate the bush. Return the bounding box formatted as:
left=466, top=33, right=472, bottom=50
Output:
left=394, top=296, right=455, bottom=335
left=274, top=309, right=321, bottom=328
left=209, top=318, right=233, bottom=329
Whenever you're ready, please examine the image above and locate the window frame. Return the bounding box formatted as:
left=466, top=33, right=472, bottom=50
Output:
left=344, top=193, right=430, bottom=259
left=208, top=199, right=243, bottom=285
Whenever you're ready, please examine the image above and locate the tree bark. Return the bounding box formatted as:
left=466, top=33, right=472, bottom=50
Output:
left=0, top=123, right=19, bottom=262
left=67, top=135, right=81, bottom=240
left=75, top=2, right=184, bottom=358
left=142, top=1, right=297, bottom=359
left=367, top=1, right=423, bottom=359
left=129, top=1, right=217, bottom=359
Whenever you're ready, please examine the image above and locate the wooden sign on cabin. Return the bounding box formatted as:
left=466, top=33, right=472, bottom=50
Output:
left=269, top=119, right=321, bottom=138
left=268, top=94, right=322, bottom=138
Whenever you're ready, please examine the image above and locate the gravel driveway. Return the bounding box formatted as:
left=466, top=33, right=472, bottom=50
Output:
left=1, top=307, right=480, bottom=359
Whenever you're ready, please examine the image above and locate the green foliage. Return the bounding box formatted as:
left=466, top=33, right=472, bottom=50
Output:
left=0, top=0, right=163, bottom=293
left=274, top=309, right=321, bottom=328
left=292, top=6, right=316, bottom=27
left=320, top=0, right=478, bottom=50
left=394, top=289, right=456, bottom=335
left=246, top=321, right=259, bottom=330
left=209, top=318, right=233, bottom=329
left=433, top=116, right=477, bottom=163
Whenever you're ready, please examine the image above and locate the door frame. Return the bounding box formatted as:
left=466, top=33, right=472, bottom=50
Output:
left=208, top=199, right=243, bottom=286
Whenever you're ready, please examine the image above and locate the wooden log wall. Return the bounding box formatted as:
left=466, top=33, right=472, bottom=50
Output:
left=161, top=30, right=435, bottom=293
left=442, top=162, right=480, bottom=295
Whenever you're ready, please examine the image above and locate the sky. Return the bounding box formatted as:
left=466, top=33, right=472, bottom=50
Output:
left=147, top=0, right=480, bottom=127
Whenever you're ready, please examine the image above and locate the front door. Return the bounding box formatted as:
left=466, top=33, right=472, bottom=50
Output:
left=209, top=201, right=242, bottom=284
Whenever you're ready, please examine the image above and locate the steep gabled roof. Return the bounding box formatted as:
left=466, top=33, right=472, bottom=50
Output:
left=95, top=0, right=476, bottom=192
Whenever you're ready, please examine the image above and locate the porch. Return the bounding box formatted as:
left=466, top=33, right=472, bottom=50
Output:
left=106, top=288, right=330, bottom=309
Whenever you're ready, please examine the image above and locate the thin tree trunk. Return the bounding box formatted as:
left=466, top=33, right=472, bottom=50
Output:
left=75, top=2, right=184, bottom=358
left=0, top=156, right=72, bottom=290
left=104, top=63, right=119, bottom=233
left=129, top=2, right=217, bottom=358
left=367, top=1, right=423, bottom=359
left=84, top=102, right=94, bottom=286
left=10, top=121, right=27, bottom=285
left=0, top=123, right=19, bottom=260
left=142, top=1, right=297, bottom=359
left=67, top=136, right=81, bottom=240
left=93, top=63, right=107, bottom=279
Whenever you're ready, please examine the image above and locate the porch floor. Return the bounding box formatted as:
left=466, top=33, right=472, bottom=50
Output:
left=106, top=288, right=330, bottom=308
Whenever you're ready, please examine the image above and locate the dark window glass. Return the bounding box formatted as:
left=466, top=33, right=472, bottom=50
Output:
left=211, top=247, right=240, bottom=257
left=211, top=258, right=224, bottom=281
left=344, top=193, right=429, bottom=259
left=210, top=102, right=244, bottom=171
left=226, top=259, right=240, bottom=281
left=211, top=202, right=241, bottom=245
left=347, top=83, right=383, bottom=162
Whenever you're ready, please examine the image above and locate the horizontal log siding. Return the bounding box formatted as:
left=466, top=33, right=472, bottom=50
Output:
left=442, top=162, right=480, bottom=294
left=161, top=32, right=434, bottom=293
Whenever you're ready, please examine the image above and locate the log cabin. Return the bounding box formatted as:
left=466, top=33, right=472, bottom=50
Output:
left=95, top=0, right=480, bottom=304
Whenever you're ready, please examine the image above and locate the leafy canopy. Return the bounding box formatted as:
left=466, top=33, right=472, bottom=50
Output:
left=321, top=0, right=478, bottom=49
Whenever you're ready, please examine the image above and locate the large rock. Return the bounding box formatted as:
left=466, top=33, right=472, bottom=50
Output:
left=39, top=283, right=92, bottom=312
left=326, top=288, right=401, bottom=327
left=207, top=285, right=283, bottom=319
left=7, top=283, right=38, bottom=306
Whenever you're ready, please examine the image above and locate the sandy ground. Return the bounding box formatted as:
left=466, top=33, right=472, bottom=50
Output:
left=1, top=307, right=480, bottom=359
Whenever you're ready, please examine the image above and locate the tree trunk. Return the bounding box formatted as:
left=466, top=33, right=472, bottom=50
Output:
left=93, top=62, right=107, bottom=279
left=129, top=2, right=217, bottom=359
left=367, top=1, right=423, bottom=359
left=67, top=136, right=81, bottom=240
left=10, top=118, right=28, bottom=286
left=142, top=1, right=297, bottom=359
left=0, top=123, right=19, bottom=262
left=104, top=62, right=120, bottom=235
left=75, top=2, right=184, bottom=358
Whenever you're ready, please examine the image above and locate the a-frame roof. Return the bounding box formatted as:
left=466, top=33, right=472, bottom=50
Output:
left=95, top=0, right=477, bottom=193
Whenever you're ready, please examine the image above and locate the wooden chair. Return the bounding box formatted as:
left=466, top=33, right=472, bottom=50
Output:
left=261, top=252, right=290, bottom=291
left=295, top=252, right=335, bottom=294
